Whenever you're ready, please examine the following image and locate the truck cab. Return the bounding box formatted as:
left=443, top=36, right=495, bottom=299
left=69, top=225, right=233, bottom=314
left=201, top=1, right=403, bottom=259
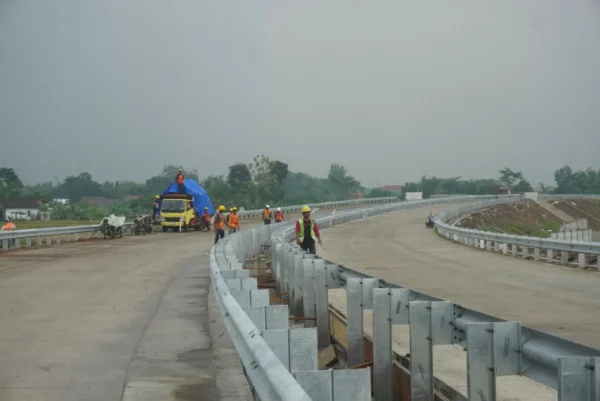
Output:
left=160, top=194, right=200, bottom=232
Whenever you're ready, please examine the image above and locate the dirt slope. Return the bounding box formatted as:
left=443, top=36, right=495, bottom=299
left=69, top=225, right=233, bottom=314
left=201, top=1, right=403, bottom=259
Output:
left=455, top=200, right=563, bottom=237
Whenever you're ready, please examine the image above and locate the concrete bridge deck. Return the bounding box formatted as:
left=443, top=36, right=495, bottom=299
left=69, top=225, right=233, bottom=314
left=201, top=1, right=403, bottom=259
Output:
left=319, top=203, right=600, bottom=350
left=0, top=206, right=359, bottom=401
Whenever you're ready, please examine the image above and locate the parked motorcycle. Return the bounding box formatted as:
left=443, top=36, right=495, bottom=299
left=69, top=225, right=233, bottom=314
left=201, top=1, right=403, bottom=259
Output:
left=134, top=215, right=153, bottom=235
left=100, top=215, right=125, bottom=239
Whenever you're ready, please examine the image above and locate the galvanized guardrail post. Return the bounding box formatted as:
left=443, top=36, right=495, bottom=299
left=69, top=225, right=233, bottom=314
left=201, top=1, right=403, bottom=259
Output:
left=346, top=277, right=378, bottom=367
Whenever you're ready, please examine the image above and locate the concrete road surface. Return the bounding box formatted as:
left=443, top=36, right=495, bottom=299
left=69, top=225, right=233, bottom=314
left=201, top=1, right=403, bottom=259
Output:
left=319, top=203, right=600, bottom=349
left=0, top=206, right=362, bottom=401
left=0, top=228, right=255, bottom=401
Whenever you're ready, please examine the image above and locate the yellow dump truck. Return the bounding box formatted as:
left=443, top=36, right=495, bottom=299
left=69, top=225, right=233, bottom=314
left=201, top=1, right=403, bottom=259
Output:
left=160, top=194, right=202, bottom=232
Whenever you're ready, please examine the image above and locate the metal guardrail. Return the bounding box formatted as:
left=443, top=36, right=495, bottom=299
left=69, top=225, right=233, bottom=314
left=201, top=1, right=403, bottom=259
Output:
left=210, top=195, right=524, bottom=400
left=435, top=194, right=600, bottom=268
left=0, top=197, right=396, bottom=251
left=0, top=222, right=137, bottom=250
left=234, top=197, right=397, bottom=220
left=240, top=194, right=599, bottom=400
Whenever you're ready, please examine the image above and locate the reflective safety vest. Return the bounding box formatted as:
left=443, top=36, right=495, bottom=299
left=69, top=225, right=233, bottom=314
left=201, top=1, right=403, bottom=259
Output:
left=263, top=209, right=271, bottom=219
left=229, top=214, right=239, bottom=228
left=204, top=212, right=210, bottom=222
left=176, top=173, right=184, bottom=184
left=214, top=213, right=225, bottom=229
left=2, top=222, right=16, bottom=231
left=275, top=211, right=283, bottom=222
left=297, top=218, right=316, bottom=243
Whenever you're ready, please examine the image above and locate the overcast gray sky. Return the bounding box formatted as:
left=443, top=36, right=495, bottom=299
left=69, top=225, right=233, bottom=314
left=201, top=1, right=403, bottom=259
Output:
left=1, top=0, right=599, bottom=187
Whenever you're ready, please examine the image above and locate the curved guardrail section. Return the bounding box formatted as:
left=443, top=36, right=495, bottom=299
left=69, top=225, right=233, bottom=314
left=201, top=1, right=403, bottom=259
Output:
left=214, top=194, right=600, bottom=400
left=435, top=194, right=600, bottom=268
left=210, top=195, right=526, bottom=400
left=0, top=197, right=396, bottom=251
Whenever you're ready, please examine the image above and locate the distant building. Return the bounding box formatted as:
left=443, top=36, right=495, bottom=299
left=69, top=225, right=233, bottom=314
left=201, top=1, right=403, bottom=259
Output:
left=350, top=191, right=365, bottom=200
left=379, top=185, right=403, bottom=195
left=80, top=197, right=119, bottom=208
left=52, top=198, right=70, bottom=205
left=0, top=198, right=42, bottom=220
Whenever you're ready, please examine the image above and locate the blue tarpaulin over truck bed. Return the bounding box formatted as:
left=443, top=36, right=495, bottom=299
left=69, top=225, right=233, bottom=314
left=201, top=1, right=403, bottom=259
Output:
left=159, top=179, right=215, bottom=215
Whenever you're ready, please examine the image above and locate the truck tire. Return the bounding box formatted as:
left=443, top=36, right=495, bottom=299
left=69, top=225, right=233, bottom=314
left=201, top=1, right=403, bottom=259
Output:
left=162, top=227, right=168, bottom=233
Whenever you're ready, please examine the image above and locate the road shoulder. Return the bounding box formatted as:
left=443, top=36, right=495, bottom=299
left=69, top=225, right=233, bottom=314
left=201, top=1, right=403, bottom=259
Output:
left=120, top=254, right=251, bottom=401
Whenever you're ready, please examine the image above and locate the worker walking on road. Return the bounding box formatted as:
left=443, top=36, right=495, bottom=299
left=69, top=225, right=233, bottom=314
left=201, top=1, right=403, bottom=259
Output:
left=203, top=207, right=211, bottom=231
left=295, top=205, right=322, bottom=254
left=228, top=207, right=240, bottom=235
left=263, top=205, right=272, bottom=225
left=152, top=195, right=160, bottom=222
left=176, top=169, right=184, bottom=193
left=275, top=207, right=284, bottom=223
left=214, top=205, right=226, bottom=244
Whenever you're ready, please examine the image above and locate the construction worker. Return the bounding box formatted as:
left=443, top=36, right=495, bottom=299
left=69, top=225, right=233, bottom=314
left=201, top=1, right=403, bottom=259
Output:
left=203, top=207, right=211, bottom=231
left=226, top=208, right=233, bottom=226
left=295, top=205, right=322, bottom=254
left=1, top=220, right=16, bottom=231
left=263, top=204, right=272, bottom=225
left=152, top=195, right=160, bottom=222
left=214, top=205, right=226, bottom=244
left=275, top=207, right=284, bottom=223
left=228, top=207, right=240, bottom=234
left=176, top=169, right=184, bottom=193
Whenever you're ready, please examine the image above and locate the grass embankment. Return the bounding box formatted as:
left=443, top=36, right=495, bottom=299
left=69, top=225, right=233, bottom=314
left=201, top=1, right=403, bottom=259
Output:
left=456, top=200, right=564, bottom=238
left=15, top=220, right=98, bottom=230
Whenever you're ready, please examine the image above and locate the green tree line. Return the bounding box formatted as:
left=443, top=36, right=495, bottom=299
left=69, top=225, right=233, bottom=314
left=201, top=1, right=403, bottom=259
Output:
left=402, top=166, right=600, bottom=198
left=1, top=163, right=598, bottom=221
left=0, top=156, right=363, bottom=220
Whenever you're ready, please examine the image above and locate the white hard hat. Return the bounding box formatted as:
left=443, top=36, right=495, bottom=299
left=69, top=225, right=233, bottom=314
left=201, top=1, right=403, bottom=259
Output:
left=266, top=204, right=270, bottom=208
left=277, top=207, right=281, bottom=211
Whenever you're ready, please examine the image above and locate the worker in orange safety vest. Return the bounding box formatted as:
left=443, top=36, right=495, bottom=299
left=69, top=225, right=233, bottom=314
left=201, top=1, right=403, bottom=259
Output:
left=228, top=207, right=240, bottom=234
left=214, top=205, right=226, bottom=244
left=2, top=221, right=16, bottom=231
left=263, top=205, right=272, bottom=225
left=176, top=169, right=184, bottom=193
left=275, top=207, right=284, bottom=223
left=203, top=207, right=211, bottom=231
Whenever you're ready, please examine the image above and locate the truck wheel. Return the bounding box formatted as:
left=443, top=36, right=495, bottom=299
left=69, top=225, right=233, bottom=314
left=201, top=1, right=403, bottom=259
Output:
left=162, top=227, right=168, bottom=233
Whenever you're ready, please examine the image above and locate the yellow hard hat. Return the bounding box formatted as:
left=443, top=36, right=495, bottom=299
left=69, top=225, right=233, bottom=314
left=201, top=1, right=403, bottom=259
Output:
left=219, top=205, right=226, bottom=211
left=232, top=207, right=238, bottom=211
left=301, top=205, right=311, bottom=213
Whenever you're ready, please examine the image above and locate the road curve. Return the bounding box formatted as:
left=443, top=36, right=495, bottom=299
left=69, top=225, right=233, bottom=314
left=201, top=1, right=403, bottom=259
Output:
left=319, top=203, right=600, bottom=349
